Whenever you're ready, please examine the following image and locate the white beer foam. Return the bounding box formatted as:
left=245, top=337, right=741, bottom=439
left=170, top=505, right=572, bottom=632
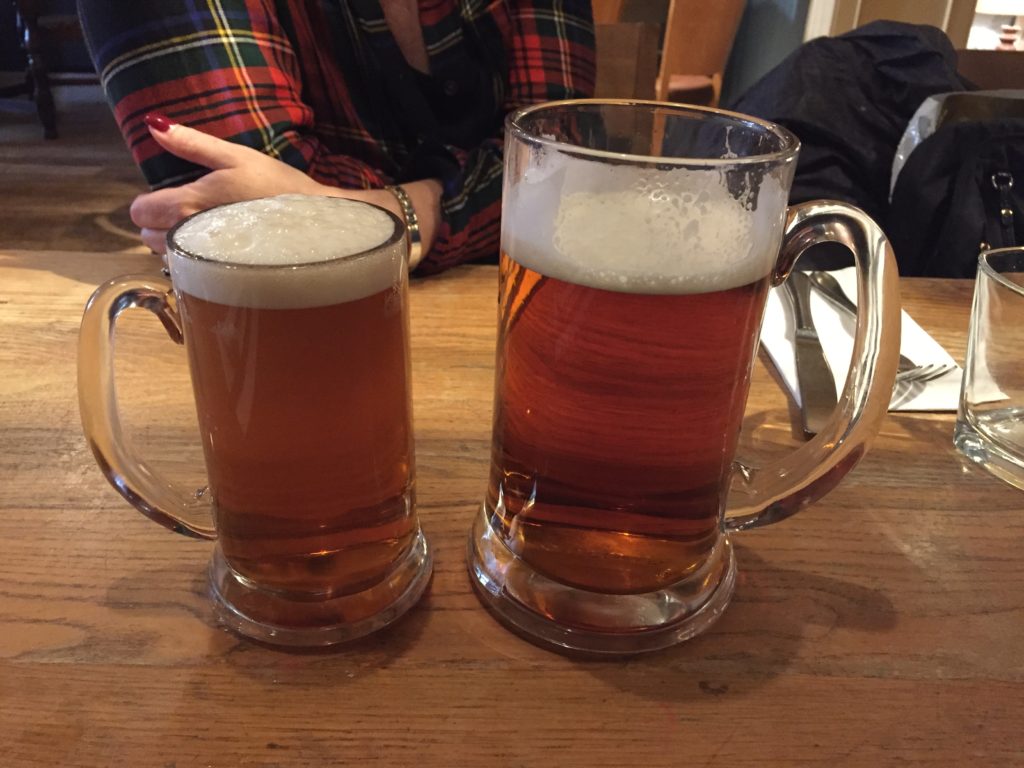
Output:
left=504, top=154, right=788, bottom=295
left=169, top=195, right=403, bottom=309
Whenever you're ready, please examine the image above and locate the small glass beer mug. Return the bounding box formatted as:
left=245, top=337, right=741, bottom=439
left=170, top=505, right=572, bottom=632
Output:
left=79, top=195, right=431, bottom=646
left=468, top=100, right=901, bottom=654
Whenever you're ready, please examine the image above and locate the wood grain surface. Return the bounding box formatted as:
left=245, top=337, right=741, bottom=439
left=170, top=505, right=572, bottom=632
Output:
left=1, top=250, right=1022, bottom=767
left=0, top=87, right=147, bottom=255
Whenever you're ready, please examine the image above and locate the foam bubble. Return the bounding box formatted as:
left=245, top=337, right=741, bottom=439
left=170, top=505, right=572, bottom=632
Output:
left=168, top=195, right=403, bottom=309
left=503, top=153, right=788, bottom=295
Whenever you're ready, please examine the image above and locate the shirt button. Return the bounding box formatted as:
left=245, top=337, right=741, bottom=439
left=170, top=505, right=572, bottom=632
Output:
left=443, top=79, right=459, bottom=96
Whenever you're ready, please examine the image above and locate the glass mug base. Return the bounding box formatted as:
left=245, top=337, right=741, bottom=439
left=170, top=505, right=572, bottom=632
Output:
left=954, top=413, right=1024, bottom=491
left=467, top=507, right=736, bottom=655
left=209, top=530, right=432, bottom=647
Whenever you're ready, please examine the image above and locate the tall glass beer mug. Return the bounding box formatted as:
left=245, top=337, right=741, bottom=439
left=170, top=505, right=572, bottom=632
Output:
left=78, top=195, right=431, bottom=646
left=468, top=101, right=901, bottom=654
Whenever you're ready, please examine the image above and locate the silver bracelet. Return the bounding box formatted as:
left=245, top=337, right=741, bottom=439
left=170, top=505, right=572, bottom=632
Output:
left=386, top=184, right=423, bottom=268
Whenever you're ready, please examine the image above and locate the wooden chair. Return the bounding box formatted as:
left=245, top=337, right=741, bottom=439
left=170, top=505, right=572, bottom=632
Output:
left=594, top=21, right=660, bottom=99
left=656, top=0, right=745, bottom=107
left=592, top=0, right=746, bottom=106
left=2, top=0, right=95, bottom=139
left=591, top=0, right=625, bottom=24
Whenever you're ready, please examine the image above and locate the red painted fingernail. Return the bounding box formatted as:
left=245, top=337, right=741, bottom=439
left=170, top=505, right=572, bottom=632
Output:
left=143, top=113, right=175, bottom=132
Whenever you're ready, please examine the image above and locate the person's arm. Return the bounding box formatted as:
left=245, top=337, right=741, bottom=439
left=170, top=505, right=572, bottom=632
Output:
left=79, top=0, right=441, bottom=257
left=78, top=0, right=593, bottom=267
left=127, top=115, right=440, bottom=266
left=416, top=0, right=596, bottom=274
left=78, top=0, right=387, bottom=191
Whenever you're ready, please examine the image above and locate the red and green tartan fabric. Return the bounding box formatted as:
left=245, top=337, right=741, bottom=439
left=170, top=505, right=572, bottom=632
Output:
left=79, top=0, right=595, bottom=273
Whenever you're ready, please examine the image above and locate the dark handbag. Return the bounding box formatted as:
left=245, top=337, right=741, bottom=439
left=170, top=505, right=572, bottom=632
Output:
left=887, top=117, right=1024, bottom=277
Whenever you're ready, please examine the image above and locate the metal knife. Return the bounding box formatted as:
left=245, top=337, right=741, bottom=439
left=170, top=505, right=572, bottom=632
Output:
left=784, top=270, right=837, bottom=438
left=809, top=270, right=916, bottom=373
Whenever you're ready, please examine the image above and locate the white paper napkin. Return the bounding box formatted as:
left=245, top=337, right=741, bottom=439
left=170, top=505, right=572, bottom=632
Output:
left=759, top=267, right=962, bottom=412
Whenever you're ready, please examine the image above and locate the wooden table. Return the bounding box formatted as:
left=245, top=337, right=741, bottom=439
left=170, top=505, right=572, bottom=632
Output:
left=2, top=250, right=1022, bottom=766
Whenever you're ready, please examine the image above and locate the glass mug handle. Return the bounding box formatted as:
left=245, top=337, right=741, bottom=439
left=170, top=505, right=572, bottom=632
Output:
left=725, top=200, right=901, bottom=531
left=77, top=274, right=216, bottom=539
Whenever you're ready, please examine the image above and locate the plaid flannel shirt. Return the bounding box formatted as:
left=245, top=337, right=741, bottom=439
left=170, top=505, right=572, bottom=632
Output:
left=79, top=0, right=595, bottom=273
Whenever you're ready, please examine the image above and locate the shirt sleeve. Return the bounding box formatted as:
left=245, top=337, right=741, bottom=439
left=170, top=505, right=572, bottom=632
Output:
left=79, top=0, right=595, bottom=272
left=78, top=0, right=389, bottom=190
left=418, top=0, right=596, bottom=275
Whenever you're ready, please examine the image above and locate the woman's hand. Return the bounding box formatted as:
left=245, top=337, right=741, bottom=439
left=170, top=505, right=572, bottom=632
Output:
left=134, top=114, right=328, bottom=252
left=134, top=114, right=339, bottom=252
left=134, top=113, right=442, bottom=265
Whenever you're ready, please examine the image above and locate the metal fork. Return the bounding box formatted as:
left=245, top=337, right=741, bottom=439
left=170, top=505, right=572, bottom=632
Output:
left=808, top=271, right=957, bottom=385
left=895, top=363, right=958, bottom=384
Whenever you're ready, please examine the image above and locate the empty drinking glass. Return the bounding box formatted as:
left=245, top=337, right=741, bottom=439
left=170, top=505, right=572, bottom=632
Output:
left=955, top=246, right=1024, bottom=491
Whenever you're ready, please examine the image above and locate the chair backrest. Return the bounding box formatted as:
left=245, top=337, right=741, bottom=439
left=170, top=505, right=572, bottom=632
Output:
left=594, top=21, right=660, bottom=99
left=591, top=0, right=625, bottom=25
left=594, top=0, right=746, bottom=104
left=656, top=0, right=745, bottom=102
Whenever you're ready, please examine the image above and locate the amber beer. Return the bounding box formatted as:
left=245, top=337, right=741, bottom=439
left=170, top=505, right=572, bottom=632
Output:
left=169, top=195, right=415, bottom=599
left=488, top=255, right=769, bottom=594
left=485, top=163, right=783, bottom=596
